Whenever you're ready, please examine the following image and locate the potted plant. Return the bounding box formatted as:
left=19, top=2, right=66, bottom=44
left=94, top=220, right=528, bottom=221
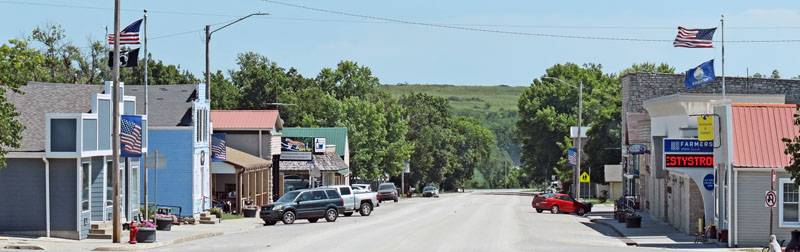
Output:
left=210, top=208, right=222, bottom=219
left=598, top=190, right=609, bottom=203
left=136, top=221, right=156, bottom=243
left=625, top=213, right=642, bottom=228
left=155, top=214, right=176, bottom=231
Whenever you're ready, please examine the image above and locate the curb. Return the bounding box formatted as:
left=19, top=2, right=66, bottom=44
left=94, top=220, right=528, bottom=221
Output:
left=594, top=219, right=638, bottom=246
left=4, top=244, right=45, bottom=250
left=91, top=232, right=223, bottom=251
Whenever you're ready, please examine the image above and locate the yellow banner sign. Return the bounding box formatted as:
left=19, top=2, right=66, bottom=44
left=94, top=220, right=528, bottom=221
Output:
left=698, top=116, right=714, bottom=141
left=580, top=172, right=590, bottom=183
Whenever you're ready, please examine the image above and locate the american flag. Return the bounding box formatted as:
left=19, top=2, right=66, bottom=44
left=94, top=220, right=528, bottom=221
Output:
left=673, top=26, right=717, bottom=48
left=121, top=116, right=142, bottom=155
left=211, top=133, right=227, bottom=161
left=567, top=148, right=577, bottom=167
left=108, top=19, right=142, bottom=45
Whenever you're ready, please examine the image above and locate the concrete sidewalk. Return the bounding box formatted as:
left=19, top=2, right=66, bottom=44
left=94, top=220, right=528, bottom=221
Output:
left=0, top=217, right=264, bottom=251
left=588, top=211, right=730, bottom=251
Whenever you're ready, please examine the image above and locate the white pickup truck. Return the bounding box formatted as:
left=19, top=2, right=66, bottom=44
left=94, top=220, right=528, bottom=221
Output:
left=324, top=185, right=380, bottom=216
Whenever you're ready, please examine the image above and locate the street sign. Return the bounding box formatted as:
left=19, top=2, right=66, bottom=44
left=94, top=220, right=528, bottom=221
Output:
left=766, top=190, right=777, bottom=208
left=579, top=172, right=590, bottom=183
left=697, top=116, right=714, bottom=141
left=145, top=149, right=167, bottom=169
left=703, top=174, right=714, bottom=191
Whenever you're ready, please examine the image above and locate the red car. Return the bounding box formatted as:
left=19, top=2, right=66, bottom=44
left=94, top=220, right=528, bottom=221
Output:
left=532, top=193, right=592, bottom=216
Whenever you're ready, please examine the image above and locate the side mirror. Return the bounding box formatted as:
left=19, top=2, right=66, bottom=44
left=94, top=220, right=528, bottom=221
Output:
left=295, top=198, right=302, bottom=204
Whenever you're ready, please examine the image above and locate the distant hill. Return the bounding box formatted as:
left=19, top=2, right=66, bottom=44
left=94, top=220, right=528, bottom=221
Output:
left=379, top=84, right=527, bottom=113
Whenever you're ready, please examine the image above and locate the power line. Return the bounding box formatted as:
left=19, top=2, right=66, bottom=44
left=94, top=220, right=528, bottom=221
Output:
left=261, top=0, right=800, bottom=43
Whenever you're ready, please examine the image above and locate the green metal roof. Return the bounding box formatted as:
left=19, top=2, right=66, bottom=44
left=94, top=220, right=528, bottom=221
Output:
left=280, top=127, right=348, bottom=156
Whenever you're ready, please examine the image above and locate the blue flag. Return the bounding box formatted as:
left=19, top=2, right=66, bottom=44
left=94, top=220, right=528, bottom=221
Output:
left=120, top=115, right=143, bottom=157
left=567, top=148, right=577, bottom=167
left=685, top=59, right=715, bottom=88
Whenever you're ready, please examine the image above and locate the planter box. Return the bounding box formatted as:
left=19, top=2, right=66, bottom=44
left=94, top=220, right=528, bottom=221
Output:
left=243, top=208, right=257, bottom=218
left=625, top=215, right=642, bottom=228
left=136, top=227, right=156, bottom=243
left=156, top=217, right=173, bottom=231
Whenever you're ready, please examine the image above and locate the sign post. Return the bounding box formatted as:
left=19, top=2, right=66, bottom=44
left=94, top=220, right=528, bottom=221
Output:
left=769, top=169, right=776, bottom=237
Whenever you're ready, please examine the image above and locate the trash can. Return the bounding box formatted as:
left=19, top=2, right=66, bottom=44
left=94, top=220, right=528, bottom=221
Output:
left=626, top=215, right=642, bottom=228
left=156, top=217, right=173, bottom=231
left=136, top=227, right=156, bottom=243
left=243, top=208, right=257, bottom=218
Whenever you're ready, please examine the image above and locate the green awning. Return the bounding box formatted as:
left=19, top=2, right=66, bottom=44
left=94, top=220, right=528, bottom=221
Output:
left=337, top=169, right=351, bottom=175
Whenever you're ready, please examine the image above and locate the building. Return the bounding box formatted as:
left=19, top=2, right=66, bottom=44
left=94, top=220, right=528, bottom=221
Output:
left=281, top=127, right=350, bottom=166
left=604, top=165, right=623, bottom=200
left=713, top=103, right=800, bottom=246
left=277, top=127, right=350, bottom=196
left=0, top=82, right=146, bottom=239
left=126, top=84, right=210, bottom=218
left=209, top=110, right=282, bottom=209
left=622, top=72, right=800, bottom=247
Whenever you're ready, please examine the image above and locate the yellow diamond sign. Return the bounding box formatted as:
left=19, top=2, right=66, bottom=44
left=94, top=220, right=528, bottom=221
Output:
left=580, top=172, right=590, bottom=183
left=698, top=116, right=714, bottom=142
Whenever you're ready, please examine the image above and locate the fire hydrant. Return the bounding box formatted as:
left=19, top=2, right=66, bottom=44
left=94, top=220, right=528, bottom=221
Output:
left=128, top=221, right=138, bottom=244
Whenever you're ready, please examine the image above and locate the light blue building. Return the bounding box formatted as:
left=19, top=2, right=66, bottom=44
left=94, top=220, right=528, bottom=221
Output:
left=0, top=81, right=146, bottom=240
left=127, top=83, right=211, bottom=218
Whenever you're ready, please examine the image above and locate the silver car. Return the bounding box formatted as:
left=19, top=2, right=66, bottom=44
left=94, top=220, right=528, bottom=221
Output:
left=422, top=186, right=439, bottom=198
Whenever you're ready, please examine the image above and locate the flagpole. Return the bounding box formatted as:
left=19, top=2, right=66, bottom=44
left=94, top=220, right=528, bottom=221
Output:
left=111, top=0, right=121, bottom=244
left=142, top=9, right=149, bottom=222
left=721, top=14, right=726, bottom=99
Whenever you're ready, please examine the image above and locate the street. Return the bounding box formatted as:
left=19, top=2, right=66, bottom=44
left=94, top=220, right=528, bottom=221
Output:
left=155, top=192, right=658, bottom=252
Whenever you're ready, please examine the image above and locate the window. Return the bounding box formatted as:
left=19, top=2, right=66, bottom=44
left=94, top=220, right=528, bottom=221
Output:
left=340, top=187, right=351, bottom=196
left=782, top=179, right=800, bottom=226
left=106, top=161, right=113, bottom=207
left=326, top=190, right=341, bottom=199
left=298, top=192, right=311, bottom=202
left=312, top=191, right=326, bottom=200
left=82, top=163, right=90, bottom=211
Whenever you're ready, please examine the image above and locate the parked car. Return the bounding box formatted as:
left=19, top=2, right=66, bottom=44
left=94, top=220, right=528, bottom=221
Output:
left=322, top=185, right=380, bottom=216
left=531, top=193, right=592, bottom=216
left=260, top=188, right=346, bottom=225
left=422, top=186, right=439, bottom=198
left=351, top=184, right=372, bottom=193
left=377, top=183, right=398, bottom=203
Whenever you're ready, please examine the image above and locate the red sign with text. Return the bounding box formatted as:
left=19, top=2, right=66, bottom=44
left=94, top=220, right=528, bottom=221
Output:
left=665, top=154, right=714, bottom=168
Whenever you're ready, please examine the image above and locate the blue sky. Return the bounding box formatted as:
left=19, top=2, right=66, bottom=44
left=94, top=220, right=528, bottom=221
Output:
left=2, top=0, right=800, bottom=86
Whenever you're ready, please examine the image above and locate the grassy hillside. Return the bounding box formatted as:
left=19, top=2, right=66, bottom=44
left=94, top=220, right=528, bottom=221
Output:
left=379, top=84, right=527, bottom=113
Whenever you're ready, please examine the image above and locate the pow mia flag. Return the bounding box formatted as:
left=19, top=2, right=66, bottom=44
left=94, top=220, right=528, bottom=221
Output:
left=107, top=48, right=140, bottom=68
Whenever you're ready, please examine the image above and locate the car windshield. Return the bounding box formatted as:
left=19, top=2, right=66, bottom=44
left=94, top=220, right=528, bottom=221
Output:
left=424, top=187, right=435, bottom=191
left=276, top=191, right=301, bottom=203
left=378, top=184, right=394, bottom=190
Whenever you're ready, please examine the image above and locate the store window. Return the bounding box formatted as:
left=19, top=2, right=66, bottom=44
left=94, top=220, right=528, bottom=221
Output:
left=82, top=162, right=90, bottom=212
left=781, top=179, right=800, bottom=226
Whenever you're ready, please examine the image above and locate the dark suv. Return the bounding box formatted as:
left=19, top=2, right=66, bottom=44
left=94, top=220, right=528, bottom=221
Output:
left=378, top=183, right=398, bottom=203
left=260, top=188, right=345, bottom=225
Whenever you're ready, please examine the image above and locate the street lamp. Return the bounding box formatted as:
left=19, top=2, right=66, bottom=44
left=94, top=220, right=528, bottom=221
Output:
left=543, top=77, right=583, bottom=199
left=205, top=12, right=269, bottom=100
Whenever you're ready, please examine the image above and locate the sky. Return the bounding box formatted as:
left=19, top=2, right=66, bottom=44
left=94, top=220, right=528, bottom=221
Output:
left=2, top=0, right=800, bottom=86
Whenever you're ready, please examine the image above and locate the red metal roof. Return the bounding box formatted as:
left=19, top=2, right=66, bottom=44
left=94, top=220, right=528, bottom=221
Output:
left=210, top=110, right=280, bottom=130
left=732, top=104, right=800, bottom=168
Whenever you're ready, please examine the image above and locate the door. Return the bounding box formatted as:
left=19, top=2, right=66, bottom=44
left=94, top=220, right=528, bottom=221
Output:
left=295, top=192, right=313, bottom=218
left=338, top=187, right=354, bottom=211
left=556, top=196, right=574, bottom=212
left=310, top=190, right=328, bottom=217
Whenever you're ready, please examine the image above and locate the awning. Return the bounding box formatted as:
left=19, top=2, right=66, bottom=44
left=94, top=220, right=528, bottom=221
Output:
left=337, top=169, right=351, bottom=175
left=281, top=152, right=348, bottom=172
left=212, top=146, right=271, bottom=173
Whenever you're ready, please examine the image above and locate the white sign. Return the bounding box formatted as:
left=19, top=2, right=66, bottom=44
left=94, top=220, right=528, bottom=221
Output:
left=281, top=152, right=313, bottom=161
left=314, top=138, right=326, bottom=153
left=766, top=190, right=777, bottom=208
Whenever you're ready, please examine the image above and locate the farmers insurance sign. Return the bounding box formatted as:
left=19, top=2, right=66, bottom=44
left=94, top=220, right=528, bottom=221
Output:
left=663, top=139, right=714, bottom=168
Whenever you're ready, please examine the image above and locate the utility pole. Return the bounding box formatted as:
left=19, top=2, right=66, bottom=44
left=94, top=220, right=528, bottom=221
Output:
left=576, top=81, right=582, bottom=199
left=111, top=0, right=121, bottom=243
left=205, top=12, right=269, bottom=101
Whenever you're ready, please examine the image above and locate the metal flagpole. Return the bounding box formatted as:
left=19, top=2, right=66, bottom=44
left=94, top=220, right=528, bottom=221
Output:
left=111, top=0, right=121, bottom=243
left=721, top=14, right=726, bottom=100
left=142, top=9, right=149, bottom=222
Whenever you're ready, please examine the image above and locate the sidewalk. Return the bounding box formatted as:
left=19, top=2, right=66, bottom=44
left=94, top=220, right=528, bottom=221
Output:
left=0, top=217, right=264, bottom=251
left=588, top=211, right=730, bottom=251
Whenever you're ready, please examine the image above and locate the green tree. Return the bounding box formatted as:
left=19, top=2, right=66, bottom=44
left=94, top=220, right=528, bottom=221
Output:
left=783, top=108, right=800, bottom=183
left=210, top=70, right=239, bottom=110
left=316, top=61, right=380, bottom=100
left=772, top=69, right=781, bottom=79
left=621, top=62, right=675, bottom=74
left=341, top=97, right=388, bottom=179
left=447, top=116, right=495, bottom=190
left=752, top=73, right=764, bottom=78
left=0, top=39, right=46, bottom=167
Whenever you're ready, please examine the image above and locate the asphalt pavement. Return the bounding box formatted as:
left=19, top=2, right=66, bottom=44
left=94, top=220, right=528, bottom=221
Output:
left=150, top=191, right=723, bottom=252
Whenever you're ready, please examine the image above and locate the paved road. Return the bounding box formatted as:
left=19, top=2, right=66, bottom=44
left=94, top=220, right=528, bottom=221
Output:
left=153, top=192, right=679, bottom=252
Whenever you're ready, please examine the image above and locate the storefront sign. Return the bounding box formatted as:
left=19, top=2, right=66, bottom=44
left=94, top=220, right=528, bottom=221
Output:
left=664, top=139, right=713, bottom=153
left=703, top=174, right=714, bottom=191
left=281, top=152, right=313, bottom=161
left=628, top=144, right=647, bottom=155
left=665, top=154, right=714, bottom=168
left=314, top=138, right=326, bottom=153
left=697, top=116, right=714, bottom=141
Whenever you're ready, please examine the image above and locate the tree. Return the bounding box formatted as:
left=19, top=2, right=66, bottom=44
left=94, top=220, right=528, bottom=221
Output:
left=210, top=70, right=239, bottom=110
left=621, top=62, right=675, bottom=74
left=784, top=108, right=800, bottom=183
left=752, top=73, right=764, bottom=78
left=772, top=69, right=781, bottom=79
left=448, top=116, right=495, bottom=190
left=341, top=97, right=388, bottom=179
left=0, top=39, right=47, bottom=167
left=400, top=93, right=457, bottom=188
left=316, top=61, right=380, bottom=100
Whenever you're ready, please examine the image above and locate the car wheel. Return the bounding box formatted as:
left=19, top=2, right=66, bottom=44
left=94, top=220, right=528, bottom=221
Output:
left=551, top=205, right=560, bottom=214
left=394, top=197, right=398, bottom=202
left=325, top=208, right=338, bottom=222
left=536, top=208, right=544, bottom=213
left=359, top=203, right=372, bottom=216
left=263, top=220, right=276, bottom=226
left=308, top=218, right=318, bottom=223
left=282, top=211, right=296, bottom=225
left=577, top=207, right=586, bottom=216
left=343, top=212, right=353, bottom=217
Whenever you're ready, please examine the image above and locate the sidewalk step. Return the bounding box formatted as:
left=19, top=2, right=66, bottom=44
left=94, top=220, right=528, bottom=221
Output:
left=200, top=216, right=217, bottom=221
left=90, top=222, right=111, bottom=230
left=199, top=220, right=216, bottom=224
left=87, top=234, right=112, bottom=239
left=89, top=229, right=109, bottom=235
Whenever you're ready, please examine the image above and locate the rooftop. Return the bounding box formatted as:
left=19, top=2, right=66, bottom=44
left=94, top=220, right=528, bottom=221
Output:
left=731, top=103, right=800, bottom=168
left=224, top=146, right=271, bottom=170
left=125, top=84, right=198, bottom=127
left=210, top=110, right=281, bottom=130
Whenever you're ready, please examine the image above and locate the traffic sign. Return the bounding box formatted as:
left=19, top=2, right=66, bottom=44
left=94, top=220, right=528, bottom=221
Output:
left=766, top=190, right=777, bottom=208
left=579, top=172, right=590, bottom=183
